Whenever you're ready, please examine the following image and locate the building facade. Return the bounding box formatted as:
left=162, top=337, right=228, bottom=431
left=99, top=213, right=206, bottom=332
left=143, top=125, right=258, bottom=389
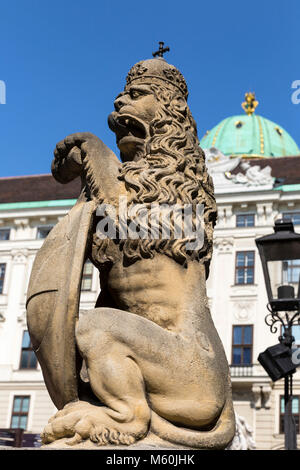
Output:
left=0, top=95, right=299, bottom=449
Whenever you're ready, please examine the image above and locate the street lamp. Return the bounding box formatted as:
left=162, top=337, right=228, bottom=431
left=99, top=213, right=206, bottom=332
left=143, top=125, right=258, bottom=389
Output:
left=256, top=218, right=300, bottom=450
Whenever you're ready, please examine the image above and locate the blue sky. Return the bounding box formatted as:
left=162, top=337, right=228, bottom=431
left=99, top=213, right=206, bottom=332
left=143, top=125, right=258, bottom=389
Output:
left=0, top=0, right=299, bottom=176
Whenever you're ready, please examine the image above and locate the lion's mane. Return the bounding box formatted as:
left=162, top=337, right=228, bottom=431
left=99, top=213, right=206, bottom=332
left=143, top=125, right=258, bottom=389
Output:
left=117, top=83, right=217, bottom=273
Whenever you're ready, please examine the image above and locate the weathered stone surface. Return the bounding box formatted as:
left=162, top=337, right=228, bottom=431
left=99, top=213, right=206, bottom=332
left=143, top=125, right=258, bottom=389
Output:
left=26, top=53, right=235, bottom=450
left=41, top=433, right=192, bottom=450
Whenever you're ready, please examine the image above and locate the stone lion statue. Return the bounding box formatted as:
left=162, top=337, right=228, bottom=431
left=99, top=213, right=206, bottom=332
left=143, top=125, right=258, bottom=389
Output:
left=26, top=56, right=235, bottom=449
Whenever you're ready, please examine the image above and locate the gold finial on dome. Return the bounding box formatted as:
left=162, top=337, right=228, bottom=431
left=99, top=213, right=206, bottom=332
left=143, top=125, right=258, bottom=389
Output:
left=241, top=92, right=259, bottom=115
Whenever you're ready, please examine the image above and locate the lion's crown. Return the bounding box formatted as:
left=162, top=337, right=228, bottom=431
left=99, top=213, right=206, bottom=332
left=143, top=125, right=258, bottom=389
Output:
left=125, top=58, right=188, bottom=100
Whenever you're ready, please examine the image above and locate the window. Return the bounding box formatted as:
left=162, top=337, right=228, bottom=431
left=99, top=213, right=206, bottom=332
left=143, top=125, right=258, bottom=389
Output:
left=236, top=214, right=255, bottom=228
left=10, top=396, right=30, bottom=430
left=282, top=212, right=300, bottom=226
left=0, top=228, right=10, bottom=240
left=283, top=259, right=300, bottom=285
left=235, top=251, right=255, bottom=284
left=280, top=396, right=300, bottom=434
left=81, top=260, right=93, bottom=291
left=36, top=226, right=53, bottom=239
left=232, top=325, right=253, bottom=365
left=0, top=263, right=6, bottom=294
left=19, top=331, right=37, bottom=369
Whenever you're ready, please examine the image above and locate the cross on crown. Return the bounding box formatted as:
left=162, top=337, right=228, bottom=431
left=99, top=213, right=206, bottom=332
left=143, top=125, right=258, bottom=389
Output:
left=152, top=42, right=170, bottom=58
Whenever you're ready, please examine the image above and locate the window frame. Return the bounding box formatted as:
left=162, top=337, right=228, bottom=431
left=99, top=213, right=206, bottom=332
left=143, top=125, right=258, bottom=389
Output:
left=234, top=251, right=255, bottom=285
left=231, top=324, right=253, bottom=366
left=19, top=331, right=38, bottom=370
left=81, top=260, right=93, bottom=292
left=36, top=225, right=54, bottom=240
left=279, top=394, right=300, bottom=434
left=10, top=395, right=31, bottom=430
left=282, top=212, right=300, bottom=226
left=0, top=228, right=10, bottom=240
left=236, top=213, right=255, bottom=228
left=0, top=263, right=6, bottom=294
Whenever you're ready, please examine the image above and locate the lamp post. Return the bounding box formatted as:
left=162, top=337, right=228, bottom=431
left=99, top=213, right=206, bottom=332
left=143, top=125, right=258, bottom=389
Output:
left=255, top=219, right=300, bottom=450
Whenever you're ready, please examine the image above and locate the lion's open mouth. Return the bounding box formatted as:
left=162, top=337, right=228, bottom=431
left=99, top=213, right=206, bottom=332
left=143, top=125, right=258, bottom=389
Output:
left=108, top=113, right=147, bottom=141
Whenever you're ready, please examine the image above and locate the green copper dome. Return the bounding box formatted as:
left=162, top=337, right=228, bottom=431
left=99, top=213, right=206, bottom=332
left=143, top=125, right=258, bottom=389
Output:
left=200, top=94, right=300, bottom=158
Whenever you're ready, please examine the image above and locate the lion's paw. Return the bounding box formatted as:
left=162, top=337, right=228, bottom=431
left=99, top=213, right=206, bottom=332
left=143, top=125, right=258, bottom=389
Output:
left=41, top=400, right=137, bottom=446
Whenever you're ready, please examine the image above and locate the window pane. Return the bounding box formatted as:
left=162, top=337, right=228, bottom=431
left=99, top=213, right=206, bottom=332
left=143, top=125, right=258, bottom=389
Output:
left=29, top=352, right=37, bottom=369
left=81, top=278, right=92, bottom=291
left=13, top=397, right=22, bottom=413
left=233, top=347, right=242, bottom=364
left=37, top=226, right=53, bottom=239
left=19, top=416, right=27, bottom=430
left=83, top=262, right=93, bottom=275
left=281, top=397, right=285, bottom=413
left=292, top=326, right=300, bottom=344
left=292, top=397, right=299, bottom=414
left=244, top=326, right=252, bottom=344
left=236, top=269, right=245, bottom=284
left=21, top=397, right=30, bottom=413
left=0, top=264, right=6, bottom=294
left=245, top=268, right=254, bottom=284
left=245, top=252, right=254, bottom=266
left=0, top=229, right=10, bottom=240
left=20, top=351, right=29, bottom=369
left=243, top=347, right=251, bottom=364
left=236, top=253, right=245, bottom=266
left=22, top=331, right=31, bottom=348
left=11, top=416, right=19, bottom=428
left=233, top=326, right=242, bottom=344
left=287, top=261, right=300, bottom=283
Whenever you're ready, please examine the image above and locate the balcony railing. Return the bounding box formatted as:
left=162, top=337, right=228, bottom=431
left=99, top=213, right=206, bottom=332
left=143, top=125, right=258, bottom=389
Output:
left=230, top=364, right=253, bottom=377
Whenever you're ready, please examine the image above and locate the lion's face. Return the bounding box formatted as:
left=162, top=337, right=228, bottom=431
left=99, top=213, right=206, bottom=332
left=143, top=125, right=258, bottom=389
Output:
left=108, top=84, right=159, bottom=162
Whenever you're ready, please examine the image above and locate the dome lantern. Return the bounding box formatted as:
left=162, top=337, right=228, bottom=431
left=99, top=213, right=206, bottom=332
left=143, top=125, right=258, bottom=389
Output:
left=200, top=93, right=300, bottom=159
left=241, top=92, right=259, bottom=116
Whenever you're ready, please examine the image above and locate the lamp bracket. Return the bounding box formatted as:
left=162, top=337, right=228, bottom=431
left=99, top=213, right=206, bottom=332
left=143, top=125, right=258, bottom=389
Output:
left=265, top=306, right=300, bottom=340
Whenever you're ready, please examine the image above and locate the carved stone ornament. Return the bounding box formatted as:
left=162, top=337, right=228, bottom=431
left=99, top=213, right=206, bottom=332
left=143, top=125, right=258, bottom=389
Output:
left=252, top=385, right=262, bottom=409
left=214, top=237, right=234, bottom=253
left=13, top=218, right=29, bottom=229
left=262, top=385, right=272, bottom=409
left=234, top=302, right=253, bottom=322
left=26, top=54, right=235, bottom=449
left=12, top=249, right=28, bottom=264
left=226, top=161, right=274, bottom=187
left=226, top=412, right=256, bottom=450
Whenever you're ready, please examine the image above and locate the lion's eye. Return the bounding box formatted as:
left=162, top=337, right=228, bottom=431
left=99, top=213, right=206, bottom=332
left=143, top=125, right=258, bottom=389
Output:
left=130, top=90, right=142, bottom=99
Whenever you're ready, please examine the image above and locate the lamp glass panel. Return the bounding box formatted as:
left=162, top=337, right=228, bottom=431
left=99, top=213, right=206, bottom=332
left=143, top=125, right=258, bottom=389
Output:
left=267, top=258, right=300, bottom=299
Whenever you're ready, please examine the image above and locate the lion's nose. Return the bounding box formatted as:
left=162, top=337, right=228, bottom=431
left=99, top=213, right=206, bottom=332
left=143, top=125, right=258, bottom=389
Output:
left=114, top=96, right=127, bottom=112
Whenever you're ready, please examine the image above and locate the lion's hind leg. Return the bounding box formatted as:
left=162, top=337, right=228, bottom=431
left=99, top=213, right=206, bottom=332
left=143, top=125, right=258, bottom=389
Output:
left=42, top=308, right=151, bottom=446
